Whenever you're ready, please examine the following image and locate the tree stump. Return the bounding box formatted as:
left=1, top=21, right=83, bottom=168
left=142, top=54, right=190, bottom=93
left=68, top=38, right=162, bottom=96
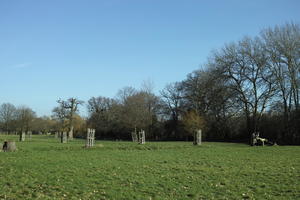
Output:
left=2, top=141, right=17, bottom=152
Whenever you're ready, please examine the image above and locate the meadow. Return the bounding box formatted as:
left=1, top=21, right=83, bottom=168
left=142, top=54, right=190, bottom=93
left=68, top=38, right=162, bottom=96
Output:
left=0, top=135, right=299, bottom=200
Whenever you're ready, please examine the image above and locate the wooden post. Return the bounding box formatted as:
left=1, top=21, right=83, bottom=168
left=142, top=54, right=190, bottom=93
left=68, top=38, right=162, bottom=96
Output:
left=193, top=129, right=202, bottom=145
left=86, top=128, right=95, bottom=147
left=61, top=132, right=67, bottom=143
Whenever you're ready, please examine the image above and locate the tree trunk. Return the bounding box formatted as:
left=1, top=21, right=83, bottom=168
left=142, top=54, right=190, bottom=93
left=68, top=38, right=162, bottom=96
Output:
left=68, top=126, right=74, bottom=140
left=85, top=128, right=95, bottom=147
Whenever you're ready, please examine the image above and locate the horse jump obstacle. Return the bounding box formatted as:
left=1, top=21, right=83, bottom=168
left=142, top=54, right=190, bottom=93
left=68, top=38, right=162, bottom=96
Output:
left=193, top=129, right=202, bottom=145
left=138, top=129, right=145, bottom=144
left=86, top=128, right=95, bottom=147
left=131, top=128, right=138, bottom=142
left=252, top=132, right=268, bottom=146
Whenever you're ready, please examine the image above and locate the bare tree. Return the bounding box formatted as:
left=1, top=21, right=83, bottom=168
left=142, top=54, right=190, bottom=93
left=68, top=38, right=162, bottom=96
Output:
left=122, top=92, right=150, bottom=130
left=214, top=37, right=276, bottom=144
left=182, top=109, right=205, bottom=141
left=160, top=82, right=183, bottom=135
left=52, top=105, right=68, bottom=143
left=56, top=98, right=84, bottom=140
left=87, top=96, right=114, bottom=114
left=32, top=116, right=55, bottom=134
left=141, top=82, right=160, bottom=139
left=87, top=96, right=118, bottom=138
left=16, top=106, right=36, bottom=141
left=52, top=105, right=67, bottom=129
left=0, top=103, right=16, bottom=134
left=116, top=86, right=137, bottom=104
left=261, top=23, right=300, bottom=139
left=141, top=79, right=155, bottom=94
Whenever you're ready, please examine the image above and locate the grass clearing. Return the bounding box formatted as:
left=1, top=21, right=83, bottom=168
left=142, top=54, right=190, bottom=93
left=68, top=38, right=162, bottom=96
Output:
left=0, top=135, right=299, bottom=199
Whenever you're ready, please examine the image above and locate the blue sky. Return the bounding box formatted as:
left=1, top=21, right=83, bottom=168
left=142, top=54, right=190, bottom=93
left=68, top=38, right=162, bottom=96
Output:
left=0, top=0, right=299, bottom=116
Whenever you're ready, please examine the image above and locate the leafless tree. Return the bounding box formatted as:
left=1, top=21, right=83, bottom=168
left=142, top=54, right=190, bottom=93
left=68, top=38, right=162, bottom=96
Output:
left=32, top=116, right=55, bottom=134
left=116, top=86, right=137, bottom=104
left=87, top=96, right=118, bottom=137
left=16, top=106, right=36, bottom=141
left=0, top=103, right=17, bottom=134
left=261, top=23, right=300, bottom=139
left=56, top=98, right=84, bottom=140
left=214, top=37, right=276, bottom=144
left=181, top=66, right=238, bottom=140
left=160, top=82, right=183, bottom=135
left=52, top=105, right=69, bottom=143
left=87, top=96, right=114, bottom=114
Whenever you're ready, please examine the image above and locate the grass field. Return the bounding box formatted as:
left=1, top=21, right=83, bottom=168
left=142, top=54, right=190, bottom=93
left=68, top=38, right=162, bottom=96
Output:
left=0, top=135, right=299, bottom=200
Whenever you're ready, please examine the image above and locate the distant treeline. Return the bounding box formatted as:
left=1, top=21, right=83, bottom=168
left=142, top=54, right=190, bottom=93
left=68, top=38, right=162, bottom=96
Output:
left=1, top=23, right=299, bottom=144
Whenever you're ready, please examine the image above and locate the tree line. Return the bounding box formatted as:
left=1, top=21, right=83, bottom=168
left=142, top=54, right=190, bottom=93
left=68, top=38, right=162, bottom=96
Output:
left=0, top=23, right=299, bottom=144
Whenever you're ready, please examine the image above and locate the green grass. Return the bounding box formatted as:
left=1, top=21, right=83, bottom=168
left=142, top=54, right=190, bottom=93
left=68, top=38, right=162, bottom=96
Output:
left=0, top=135, right=299, bottom=200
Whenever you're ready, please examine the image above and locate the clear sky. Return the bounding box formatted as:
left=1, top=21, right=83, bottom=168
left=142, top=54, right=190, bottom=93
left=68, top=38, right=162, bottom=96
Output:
left=0, top=0, right=299, bottom=116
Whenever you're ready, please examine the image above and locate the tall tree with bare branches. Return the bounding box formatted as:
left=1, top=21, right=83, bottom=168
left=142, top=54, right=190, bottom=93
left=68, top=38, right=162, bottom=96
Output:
left=56, top=98, right=84, bottom=140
